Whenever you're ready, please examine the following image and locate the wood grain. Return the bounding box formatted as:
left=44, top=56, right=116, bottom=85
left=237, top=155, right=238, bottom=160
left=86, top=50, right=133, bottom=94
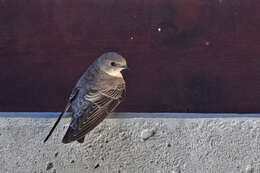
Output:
left=0, top=0, right=260, bottom=112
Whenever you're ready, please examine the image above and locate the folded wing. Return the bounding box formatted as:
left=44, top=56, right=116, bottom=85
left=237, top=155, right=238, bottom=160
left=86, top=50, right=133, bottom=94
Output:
left=62, top=84, right=125, bottom=143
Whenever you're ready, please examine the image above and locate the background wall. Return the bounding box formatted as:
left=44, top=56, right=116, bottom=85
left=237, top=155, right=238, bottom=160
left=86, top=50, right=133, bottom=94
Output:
left=0, top=0, right=260, bottom=112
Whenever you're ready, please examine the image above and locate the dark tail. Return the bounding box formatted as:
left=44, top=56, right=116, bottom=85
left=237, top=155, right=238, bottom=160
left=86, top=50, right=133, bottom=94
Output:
left=43, top=103, right=71, bottom=143
left=77, top=136, right=85, bottom=143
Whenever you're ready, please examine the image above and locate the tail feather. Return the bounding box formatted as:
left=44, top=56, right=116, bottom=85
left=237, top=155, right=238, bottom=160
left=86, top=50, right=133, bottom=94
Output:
left=62, top=126, right=75, bottom=144
left=62, top=126, right=86, bottom=144
left=77, top=136, right=85, bottom=143
left=43, top=103, right=71, bottom=143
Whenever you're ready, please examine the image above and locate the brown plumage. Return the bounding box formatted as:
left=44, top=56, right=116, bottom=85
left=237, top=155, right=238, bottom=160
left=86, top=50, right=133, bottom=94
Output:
left=44, top=52, right=128, bottom=144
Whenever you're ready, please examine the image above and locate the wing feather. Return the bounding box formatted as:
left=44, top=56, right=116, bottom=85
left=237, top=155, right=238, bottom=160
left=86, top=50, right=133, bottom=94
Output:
left=62, top=84, right=125, bottom=143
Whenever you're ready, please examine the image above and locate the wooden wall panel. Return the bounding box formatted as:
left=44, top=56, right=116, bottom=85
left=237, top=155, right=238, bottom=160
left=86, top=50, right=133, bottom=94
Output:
left=0, top=0, right=260, bottom=112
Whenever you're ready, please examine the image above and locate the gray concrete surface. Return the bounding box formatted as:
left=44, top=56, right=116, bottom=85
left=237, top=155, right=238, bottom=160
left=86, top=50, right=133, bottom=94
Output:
left=1, top=113, right=260, bottom=173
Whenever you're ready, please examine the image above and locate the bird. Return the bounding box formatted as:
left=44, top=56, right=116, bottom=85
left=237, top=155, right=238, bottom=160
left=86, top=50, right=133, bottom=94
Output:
left=43, top=52, right=128, bottom=144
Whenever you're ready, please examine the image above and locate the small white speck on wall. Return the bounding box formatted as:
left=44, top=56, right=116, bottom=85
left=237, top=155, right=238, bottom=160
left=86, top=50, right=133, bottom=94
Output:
left=157, top=28, right=162, bottom=32
left=130, top=37, right=134, bottom=40
left=205, top=41, right=210, bottom=46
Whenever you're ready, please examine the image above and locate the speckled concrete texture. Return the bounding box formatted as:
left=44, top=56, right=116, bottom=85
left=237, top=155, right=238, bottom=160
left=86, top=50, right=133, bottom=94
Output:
left=1, top=113, right=260, bottom=173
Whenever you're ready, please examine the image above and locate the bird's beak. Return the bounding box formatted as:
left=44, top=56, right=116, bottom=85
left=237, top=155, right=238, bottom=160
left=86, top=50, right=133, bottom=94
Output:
left=121, top=65, right=129, bottom=70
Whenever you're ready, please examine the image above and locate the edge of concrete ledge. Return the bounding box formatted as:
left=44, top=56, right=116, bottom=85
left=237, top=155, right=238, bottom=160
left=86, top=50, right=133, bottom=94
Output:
left=0, top=112, right=260, bottom=118
left=1, top=112, right=260, bottom=173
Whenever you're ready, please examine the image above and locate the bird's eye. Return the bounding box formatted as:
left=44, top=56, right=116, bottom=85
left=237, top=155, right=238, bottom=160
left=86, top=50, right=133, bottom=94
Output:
left=111, top=62, right=116, bottom=66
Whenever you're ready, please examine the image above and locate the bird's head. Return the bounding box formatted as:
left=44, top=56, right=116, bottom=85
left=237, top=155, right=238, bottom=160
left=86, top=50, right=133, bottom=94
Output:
left=96, top=52, right=128, bottom=77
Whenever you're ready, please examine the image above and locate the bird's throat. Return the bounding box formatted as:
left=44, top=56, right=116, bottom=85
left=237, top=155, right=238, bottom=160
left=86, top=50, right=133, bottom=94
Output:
left=105, top=70, right=123, bottom=78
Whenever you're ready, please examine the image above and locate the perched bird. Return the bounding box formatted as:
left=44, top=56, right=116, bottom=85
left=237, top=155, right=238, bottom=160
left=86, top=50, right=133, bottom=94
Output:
left=44, top=52, right=128, bottom=144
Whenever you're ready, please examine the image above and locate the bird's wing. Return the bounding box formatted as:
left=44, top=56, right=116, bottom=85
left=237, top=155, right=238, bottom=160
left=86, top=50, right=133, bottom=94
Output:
left=62, top=84, right=125, bottom=143
left=43, top=87, right=80, bottom=143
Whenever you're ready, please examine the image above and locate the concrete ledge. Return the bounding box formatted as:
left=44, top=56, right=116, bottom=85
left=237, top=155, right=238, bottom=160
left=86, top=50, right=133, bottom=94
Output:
left=1, top=113, right=260, bottom=173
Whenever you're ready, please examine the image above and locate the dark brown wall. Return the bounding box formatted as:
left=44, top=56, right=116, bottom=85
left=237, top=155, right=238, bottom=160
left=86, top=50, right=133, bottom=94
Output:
left=0, top=0, right=260, bottom=112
